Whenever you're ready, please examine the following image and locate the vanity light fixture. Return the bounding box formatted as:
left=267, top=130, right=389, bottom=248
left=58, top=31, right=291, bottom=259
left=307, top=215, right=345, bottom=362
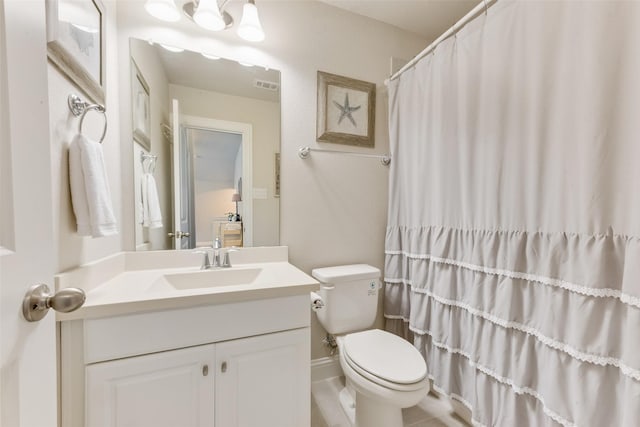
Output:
left=144, top=0, right=181, bottom=22
left=145, top=0, right=266, bottom=42
left=192, top=0, right=226, bottom=31
left=237, top=0, right=265, bottom=42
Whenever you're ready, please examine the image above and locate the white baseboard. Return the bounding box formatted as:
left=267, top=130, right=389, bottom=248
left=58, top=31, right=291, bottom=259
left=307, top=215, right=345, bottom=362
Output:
left=311, top=355, right=342, bottom=382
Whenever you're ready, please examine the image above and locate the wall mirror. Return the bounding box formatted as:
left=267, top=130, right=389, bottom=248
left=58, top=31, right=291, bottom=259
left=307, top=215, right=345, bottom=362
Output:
left=129, top=38, right=281, bottom=251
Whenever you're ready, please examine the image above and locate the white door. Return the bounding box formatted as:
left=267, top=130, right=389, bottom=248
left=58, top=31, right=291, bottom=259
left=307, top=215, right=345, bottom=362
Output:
left=0, top=1, right=57, bottom=426
left=215, top=329, right=310, bottom=427
left=171, top=99, right=194, bottom=249
left=86, top=344, right=216, bottom=427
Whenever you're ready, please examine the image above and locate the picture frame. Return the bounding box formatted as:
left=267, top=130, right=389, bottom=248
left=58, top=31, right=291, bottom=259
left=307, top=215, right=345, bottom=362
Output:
left=316, top=71, right=376, bottom=147
left=46, top=0, right=106, bottom=104
left=131, top=60, right=151, bottom=151
left=274, top=153, right=280, bottom=197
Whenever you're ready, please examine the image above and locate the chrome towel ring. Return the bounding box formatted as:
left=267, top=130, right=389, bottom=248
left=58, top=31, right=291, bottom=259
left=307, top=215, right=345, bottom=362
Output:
left=68, top=94, right=107, bottom=143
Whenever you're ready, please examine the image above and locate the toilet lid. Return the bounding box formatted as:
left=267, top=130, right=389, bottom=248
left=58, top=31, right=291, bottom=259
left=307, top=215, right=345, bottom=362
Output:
left=343, top=329, right=427, bottom=385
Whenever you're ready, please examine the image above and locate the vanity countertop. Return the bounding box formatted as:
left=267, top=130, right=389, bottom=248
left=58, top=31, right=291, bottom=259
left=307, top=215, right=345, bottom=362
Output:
left=55, top=247, right=319, bottom=320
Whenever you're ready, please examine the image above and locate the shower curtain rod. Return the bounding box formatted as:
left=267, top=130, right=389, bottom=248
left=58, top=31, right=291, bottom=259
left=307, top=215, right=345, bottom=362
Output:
left=386, top=0, right=497, bottom=84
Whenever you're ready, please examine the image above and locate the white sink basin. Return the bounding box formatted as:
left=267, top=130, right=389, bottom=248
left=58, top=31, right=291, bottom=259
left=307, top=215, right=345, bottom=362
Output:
left=163, top=268, right=263, bottom=290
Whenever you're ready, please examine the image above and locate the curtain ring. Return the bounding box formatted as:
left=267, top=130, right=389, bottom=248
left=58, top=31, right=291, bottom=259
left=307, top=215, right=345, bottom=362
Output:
left=79, top=104, right=108, bottom=143
left=483, top=0, right=488, bottom=15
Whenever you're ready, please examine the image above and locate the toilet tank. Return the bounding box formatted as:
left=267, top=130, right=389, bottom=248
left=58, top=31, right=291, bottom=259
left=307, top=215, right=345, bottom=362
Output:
left=311, top=264, right=380, bottom=335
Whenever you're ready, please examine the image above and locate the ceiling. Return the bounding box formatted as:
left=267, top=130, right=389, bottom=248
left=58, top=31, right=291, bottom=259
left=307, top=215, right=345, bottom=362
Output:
left=316, top=0, right=479, bottom=40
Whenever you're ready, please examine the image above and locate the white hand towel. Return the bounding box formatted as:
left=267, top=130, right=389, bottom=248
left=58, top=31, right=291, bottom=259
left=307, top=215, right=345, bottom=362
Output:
left=69, top=134, right=118, bottom=237
left=69, top=136, right=91, bottom=236
left=141, top=173, right=163, bottom=228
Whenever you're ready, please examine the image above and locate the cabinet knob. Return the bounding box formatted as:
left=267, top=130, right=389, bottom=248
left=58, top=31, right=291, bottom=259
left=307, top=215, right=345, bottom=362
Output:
left=221, top=361, right=227, bottom=373
left=202, top=364, right=209, bottom=376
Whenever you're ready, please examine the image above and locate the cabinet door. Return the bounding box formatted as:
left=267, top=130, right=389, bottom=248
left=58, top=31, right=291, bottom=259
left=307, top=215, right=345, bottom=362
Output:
left=86, top=344, right=215, bottom=427
left=215, top=328, right=310, bottom=427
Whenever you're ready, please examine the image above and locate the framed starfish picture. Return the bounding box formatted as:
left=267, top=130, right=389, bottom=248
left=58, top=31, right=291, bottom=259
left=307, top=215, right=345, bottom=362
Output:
left=316, top=71, right=376, bottom=147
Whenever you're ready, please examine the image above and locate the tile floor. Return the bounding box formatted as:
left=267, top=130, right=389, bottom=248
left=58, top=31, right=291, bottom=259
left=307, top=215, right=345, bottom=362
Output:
left=311, top=376, right=470, bottom=427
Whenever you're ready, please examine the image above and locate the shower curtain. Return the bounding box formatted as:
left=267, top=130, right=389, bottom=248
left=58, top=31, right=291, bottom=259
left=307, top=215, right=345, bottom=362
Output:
left=385, top=1, right=640, bottom=426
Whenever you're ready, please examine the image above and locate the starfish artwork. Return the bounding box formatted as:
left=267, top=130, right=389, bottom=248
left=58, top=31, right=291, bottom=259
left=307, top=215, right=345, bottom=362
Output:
left=333, top=93, right=361, bottom=127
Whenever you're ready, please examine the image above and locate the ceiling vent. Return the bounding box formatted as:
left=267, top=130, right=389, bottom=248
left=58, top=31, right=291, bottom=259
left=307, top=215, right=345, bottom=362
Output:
left=254, top=79, right=279, bottom=91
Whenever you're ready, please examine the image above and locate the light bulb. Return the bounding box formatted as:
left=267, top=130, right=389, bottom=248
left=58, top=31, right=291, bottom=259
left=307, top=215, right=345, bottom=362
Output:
left=144, top=0, right=180, bottom=22
left=237, top=1, right=265, bottom=42
left=193, top=0, right=225, bottom=31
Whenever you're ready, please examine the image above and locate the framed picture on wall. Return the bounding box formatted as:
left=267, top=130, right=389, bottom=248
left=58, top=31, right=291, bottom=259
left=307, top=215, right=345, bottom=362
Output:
left=316, top=71, right=376, bottom=147
left=46, top=0, right=106, bottom=104
left=131, top=60, right=151, bottom=151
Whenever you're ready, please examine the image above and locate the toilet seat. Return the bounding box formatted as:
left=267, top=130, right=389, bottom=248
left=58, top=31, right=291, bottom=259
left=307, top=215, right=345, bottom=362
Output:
left=342, top=329, right=427, bottom=392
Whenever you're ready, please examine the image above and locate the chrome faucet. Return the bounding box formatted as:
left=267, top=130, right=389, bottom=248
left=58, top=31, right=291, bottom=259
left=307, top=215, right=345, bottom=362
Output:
left=211, top=237, right=223, bottom=268
left=194, top=237, right=223, bottom=270
left=195, top=240, right=237, bottom=269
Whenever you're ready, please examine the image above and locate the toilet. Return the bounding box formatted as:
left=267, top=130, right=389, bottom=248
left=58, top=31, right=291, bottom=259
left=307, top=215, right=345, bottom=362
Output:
left=312, top=264, right=429, bottom=427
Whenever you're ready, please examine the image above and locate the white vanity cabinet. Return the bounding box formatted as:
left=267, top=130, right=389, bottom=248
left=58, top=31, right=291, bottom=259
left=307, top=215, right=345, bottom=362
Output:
left=86, top=344, right=216, bottom=427
left=60, top=294, right=311, bottom=427
left=215, top=329, right=309, bottom=427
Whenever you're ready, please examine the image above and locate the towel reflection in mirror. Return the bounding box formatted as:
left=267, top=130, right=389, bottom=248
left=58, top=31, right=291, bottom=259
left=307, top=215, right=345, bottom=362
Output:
left=140, top=153, right=162, bottom=228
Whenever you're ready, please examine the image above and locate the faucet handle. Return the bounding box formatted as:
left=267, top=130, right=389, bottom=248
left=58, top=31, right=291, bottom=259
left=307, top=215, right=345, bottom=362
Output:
left=221, top=248, right=239, bottom=268
left=193, top=249, right=211, bottom=270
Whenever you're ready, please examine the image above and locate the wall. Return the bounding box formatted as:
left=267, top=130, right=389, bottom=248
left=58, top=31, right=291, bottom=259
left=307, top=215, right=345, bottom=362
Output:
left=129, top=39, right=172, bottom=251
left=48, top=0, right=122, bottom=273
left=170, top=84, right=280, bottom=247
left=115, top=1, right=426, bottom=359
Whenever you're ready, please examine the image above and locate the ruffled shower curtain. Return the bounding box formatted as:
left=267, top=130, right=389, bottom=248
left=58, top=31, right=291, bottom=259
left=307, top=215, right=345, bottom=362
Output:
left=385, top=1, right=640, bottom=426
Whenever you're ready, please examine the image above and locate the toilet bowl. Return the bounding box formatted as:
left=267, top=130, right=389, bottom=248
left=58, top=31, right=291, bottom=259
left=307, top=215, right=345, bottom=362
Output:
left=336, top=330, right=429, bottom=427
left=311, top=265, right=429, bottom=427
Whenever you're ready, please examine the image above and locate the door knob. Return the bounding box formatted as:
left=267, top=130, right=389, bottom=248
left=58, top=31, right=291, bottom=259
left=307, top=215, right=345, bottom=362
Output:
left=168, top=231, right=191, bottom=239
left=22, top=284, right=86, bottom=322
